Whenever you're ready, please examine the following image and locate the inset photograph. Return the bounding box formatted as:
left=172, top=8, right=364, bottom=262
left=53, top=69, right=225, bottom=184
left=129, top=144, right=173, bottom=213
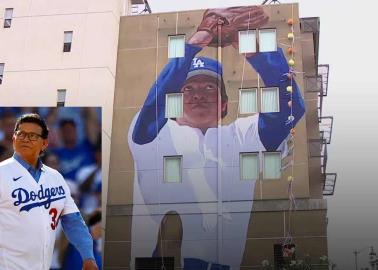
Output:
left=0, top=107, right=102, bottom=270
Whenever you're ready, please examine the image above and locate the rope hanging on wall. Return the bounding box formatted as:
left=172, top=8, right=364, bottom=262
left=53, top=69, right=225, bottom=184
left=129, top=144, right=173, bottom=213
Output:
left=282, top=4, right=297, bottom=255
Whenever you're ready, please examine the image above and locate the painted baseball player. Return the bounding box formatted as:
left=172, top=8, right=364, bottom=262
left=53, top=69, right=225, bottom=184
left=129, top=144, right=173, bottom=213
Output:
left=0, top=113, right=98, bottom=270
left=128, top=6, right=305, bottom=270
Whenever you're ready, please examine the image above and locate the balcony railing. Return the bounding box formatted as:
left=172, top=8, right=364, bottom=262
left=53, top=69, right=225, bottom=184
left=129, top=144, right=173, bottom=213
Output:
left=304, top=64, right=329, bottom=119
left=319, top=116, right=333, bottom=144
left=323, top=173, right=337, bottom=196
left=309, top=137, right=328, bottom=175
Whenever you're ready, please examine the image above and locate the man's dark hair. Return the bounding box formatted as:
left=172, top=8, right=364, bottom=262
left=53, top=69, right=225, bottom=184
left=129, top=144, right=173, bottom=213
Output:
left=14, top=113, right=49, bottom=139
left=59, top=118, right=76, bottom=129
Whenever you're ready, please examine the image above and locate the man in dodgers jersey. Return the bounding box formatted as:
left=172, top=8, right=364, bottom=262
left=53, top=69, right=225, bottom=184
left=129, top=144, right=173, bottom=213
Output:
left=128, top=6, right=305, bottom=270
left=0, top=113, right=98, bottom=270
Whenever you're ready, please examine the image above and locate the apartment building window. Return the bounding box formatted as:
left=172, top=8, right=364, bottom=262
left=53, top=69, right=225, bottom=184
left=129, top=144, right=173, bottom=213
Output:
left=239, top=29, right=277, bottom=53
left=165, top=93, right=183, bottom=118
left=164, top=156, right=182, bottom=183
left=239, top=30, right=256, bottom=54
left=63, top=31, right=73, bottom=52
left=259, top=29, right=277, bottom=52
left=4, top=8, right=13, bottom=28
left=0, top=63, right=4, bottom=84
left=240, top=153, right=259, bottom=180
left=261, top=87, right=279, bottom=113
left=57, top=89, right=67, bottom=107
left=239, top=88, right=257, bottom=114
left=263, top=152, right=281, bottom=179
left=168, top=35, right=185, bottom=58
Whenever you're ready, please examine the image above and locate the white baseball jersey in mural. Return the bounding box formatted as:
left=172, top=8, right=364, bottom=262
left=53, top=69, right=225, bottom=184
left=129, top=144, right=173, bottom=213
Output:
left=0, top=157, right=79, bottom=270
left=129, top=113, right=291, bottom=269
left=128, top=42, right=305, bottom=270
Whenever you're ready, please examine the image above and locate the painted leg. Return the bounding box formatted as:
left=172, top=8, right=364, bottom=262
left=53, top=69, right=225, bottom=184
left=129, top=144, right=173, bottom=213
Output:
left=155, top=211, right=183, bottom=269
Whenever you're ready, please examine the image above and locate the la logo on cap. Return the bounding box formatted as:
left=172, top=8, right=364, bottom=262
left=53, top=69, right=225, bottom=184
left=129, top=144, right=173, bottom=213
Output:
left=192, top=58, right=205, bottom=68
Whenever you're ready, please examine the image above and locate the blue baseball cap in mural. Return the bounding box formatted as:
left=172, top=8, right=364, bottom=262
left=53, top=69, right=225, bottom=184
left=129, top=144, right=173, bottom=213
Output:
left=186, top=57, right=223, bottom=81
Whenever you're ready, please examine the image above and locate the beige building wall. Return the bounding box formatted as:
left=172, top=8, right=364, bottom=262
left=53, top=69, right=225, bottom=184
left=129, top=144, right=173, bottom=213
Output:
left=105, top=3, right=329, bottom=269
left=0, top=0, right=128, bottom=215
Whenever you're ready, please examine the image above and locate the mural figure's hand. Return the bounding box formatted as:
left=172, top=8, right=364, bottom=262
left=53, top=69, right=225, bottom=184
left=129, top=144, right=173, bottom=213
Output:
left=198, top=6, right=269, bottom=47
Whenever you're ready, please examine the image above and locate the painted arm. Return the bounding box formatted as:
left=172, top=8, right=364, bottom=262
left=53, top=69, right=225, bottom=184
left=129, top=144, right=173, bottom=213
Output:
left=247, top=48, right=305, bottom=151
left=132, top=44, right=202, bottom=145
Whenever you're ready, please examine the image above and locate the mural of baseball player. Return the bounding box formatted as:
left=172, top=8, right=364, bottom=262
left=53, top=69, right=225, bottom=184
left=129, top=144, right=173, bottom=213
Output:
left=128, top=6, right=305, bottom=270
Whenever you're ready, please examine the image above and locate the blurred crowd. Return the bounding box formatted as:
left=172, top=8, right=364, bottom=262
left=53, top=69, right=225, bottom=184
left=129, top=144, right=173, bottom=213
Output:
left=0, top=107, right=103, bottom=270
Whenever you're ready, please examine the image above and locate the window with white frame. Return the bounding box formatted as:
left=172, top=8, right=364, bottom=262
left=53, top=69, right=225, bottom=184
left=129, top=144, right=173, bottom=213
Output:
left=259, top=29, right=277, bottom=52
left=261, top=87, right=279, bottom=113
left=164, top=156, right=182, bottom=183
left=168, top=35, right=185, bottom=58
left=4, top=8, right=13, bottom=28
left=57, top=89, right=67, bottom=107
left=63, top=31, right=73, bottom=52
left=239, top=30, right=256, bottom=54
left=239, top=88, right=257, bottom=114
left=165, top=93, right=183, bottom=118
left=263, top=152, right=281, bottom=179
left=240, top=153, right=259, bottom=180
left=0, top=63, right=4, bottom=84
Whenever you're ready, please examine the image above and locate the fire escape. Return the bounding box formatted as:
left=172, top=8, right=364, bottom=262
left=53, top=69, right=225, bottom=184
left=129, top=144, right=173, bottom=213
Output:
left=301, top=18, right=337, bottom=196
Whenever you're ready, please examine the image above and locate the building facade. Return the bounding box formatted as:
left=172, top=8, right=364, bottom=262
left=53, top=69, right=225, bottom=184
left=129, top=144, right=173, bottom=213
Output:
left=105, top=3, right=336, bottom=270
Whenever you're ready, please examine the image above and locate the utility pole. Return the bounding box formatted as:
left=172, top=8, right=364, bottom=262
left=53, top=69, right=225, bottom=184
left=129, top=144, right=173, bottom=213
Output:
left=354, top=250, right=358, bottom=270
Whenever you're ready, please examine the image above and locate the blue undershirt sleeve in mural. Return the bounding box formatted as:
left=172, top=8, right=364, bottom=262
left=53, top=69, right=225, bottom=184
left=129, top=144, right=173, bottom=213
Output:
left=61, top=212, right=95, bottom=261
left=247, top=48, right=305, bottom=151
left=132, top=43, right=202, bottom=145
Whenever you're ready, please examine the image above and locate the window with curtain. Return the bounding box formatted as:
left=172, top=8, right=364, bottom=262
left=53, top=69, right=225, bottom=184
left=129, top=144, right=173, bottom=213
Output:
left=0, top=63, right=4, bottom=84
left=164, top=156, right=182, bottom=183
left=239, top=88, right=257, bottom=114
left=259, top=29, right=277, bottom=52
left=263, top=152, right=281, bottom=179
left=261, top=87, right=279, bottom=113
left=168, top=35, right=185, bottom=58
left=165, top=93, right=183, bottom=118
left=63, top=31, right=73, bottom=52
left=239, top=30, right=256, bottom=54
left=240, top=153, right=259, bottom=180
left=57, top=89, right=67, bottom=107
left=4, top=8, right=13, bottom=28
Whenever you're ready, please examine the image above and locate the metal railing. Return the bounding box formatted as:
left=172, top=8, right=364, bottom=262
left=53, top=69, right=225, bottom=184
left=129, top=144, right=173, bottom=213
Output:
left=304, top=64, right=329, bottom=119
left=323, top=173, right=337, bottom=196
